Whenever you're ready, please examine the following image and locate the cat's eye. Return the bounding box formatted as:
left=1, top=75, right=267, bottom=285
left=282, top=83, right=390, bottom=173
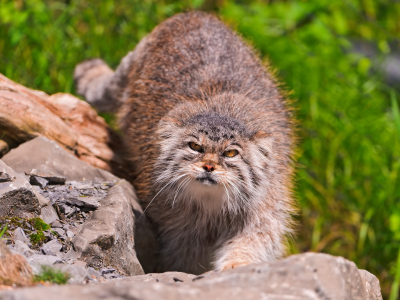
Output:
left=189, top=142, right=203, bottom=152
left=223, top=149, right=239, bottom=157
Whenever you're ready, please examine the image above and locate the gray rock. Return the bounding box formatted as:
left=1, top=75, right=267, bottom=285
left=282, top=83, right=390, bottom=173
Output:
left=26, top=254, right=64, bottom=274
left=13, top=227, right=28, bottom=243
left=52, top=228, right=66, bottom=237
left=66, top=196, right=100, bottom=209
left=66, top=230, right=74, bottom=239
left=0, top=171, right=13, bottom=182
left=2, top=137, right=118, bottom=182
left=124, top=272, right=196, bottom=284
left=29, top=175, right=49, bottom=189
left=40, top=239, right=62, bottom=256
left=12, top=240, right=37, bottom=258
left=51, top=220, right=63, bottom=228
left=0, top=159, right=41, bottom=218
left=34, top=191, right=50, bottom=207
left=100, top=268, right=116, bottom=275
left=72, top=180, right=148, bottom=276
left=359, top=269, right=383, bottom=300
left=103, top=272, right=123, bottom=280
left=87, top=267, right=103, bottom=281
left=59, top=204, right=73, bottom=215
left=53, top=264, right=90, bottom=284
left=40, top=205, right=59, bottom=224
left=0, top=253, right=383, bottom=300
left=43, top=230, right=55, bottom=240
left=26, top=169, right=66, bottom=184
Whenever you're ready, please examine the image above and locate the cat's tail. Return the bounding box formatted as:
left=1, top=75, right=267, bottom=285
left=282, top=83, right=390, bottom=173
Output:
left=74, top=58, right=117, bottom=112
left=74, top=46, right=141, bottom=113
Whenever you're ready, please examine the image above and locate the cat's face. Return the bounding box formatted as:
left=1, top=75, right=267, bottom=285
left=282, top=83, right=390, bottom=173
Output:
left=155, top=112, right=273, bottom=214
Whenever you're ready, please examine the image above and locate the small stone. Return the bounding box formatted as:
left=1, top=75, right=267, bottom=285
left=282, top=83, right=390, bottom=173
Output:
left=0, top=172, right=13, bottom=182
left=40, top=239, right=62, bottom=256
left=13, top=227, right=28, bottom=243
left=29, top=176, right=49, bottom=189
left=66, top=197, right=100, bottom=209
left=52, top=203, right=65, bottom=221
left=59, top=204, right=73, bottom=215
left=66, top=231, right=74, bottom=239
left=40, top=205, right=59, bottom=224
left=63, top=224, right=70, bottom=230
left=52, top=228, right=65, bottom=237
left=51, top=220, right=63, bottom=228
left=103, top=273, right=123, bottom=280
left=43, top=230, right=55, bottom=240
left=66, top=207, right=77, bottom=218
left=100, top=268, right=116, bottom=275
left=34, top=190, right=50, bottom=207
left=13, top=240, right=37, bottom=258
left=25, top=169, right=66, bottom=185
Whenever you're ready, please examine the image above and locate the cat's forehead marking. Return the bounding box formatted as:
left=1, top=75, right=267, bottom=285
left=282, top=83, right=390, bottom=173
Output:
left=186, top=112, right=250, bottom=142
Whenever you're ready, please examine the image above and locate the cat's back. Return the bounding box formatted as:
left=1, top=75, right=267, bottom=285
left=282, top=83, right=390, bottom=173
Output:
left=119, top=11, right=279, bottom=136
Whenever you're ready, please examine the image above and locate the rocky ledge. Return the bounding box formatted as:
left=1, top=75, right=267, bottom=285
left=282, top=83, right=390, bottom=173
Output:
left=0, top=73, right=383, bottom=299
left=0, top=253, right=382, bottom=300
left=0, top=136, right=157, bottom=284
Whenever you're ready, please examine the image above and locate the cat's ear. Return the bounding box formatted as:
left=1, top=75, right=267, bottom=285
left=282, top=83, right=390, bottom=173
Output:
left=251, top=131, right=273, bottom=155
left=251, top=131, right=270, bottom=140
left=157, top=116, right=181, bottom=139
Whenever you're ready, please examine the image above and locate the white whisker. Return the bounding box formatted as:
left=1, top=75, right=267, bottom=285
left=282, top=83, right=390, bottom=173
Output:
left=140, top=173, right=187, bottom=219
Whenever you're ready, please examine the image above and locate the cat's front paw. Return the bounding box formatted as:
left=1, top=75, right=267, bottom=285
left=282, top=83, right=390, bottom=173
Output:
left=220, top=260, right=250, bottom=271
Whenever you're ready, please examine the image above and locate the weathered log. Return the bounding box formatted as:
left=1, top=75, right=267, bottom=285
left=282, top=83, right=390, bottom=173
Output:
left=0, top=73, right=129, bottom=180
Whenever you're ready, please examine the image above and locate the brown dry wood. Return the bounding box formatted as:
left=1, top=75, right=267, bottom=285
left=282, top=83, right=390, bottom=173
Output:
left=0, top=73, right=129, bottom=179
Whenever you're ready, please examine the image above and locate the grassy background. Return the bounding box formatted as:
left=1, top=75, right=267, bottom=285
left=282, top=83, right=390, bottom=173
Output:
left=1, top=0, right=400, bottom=298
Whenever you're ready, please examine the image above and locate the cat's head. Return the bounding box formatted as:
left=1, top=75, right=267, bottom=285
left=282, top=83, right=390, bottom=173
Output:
left=155, top=107, right=275, bottom=215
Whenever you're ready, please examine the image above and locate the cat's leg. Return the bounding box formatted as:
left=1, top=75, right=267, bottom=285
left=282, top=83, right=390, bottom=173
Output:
left=213, top=219, right=289, bottom=271
left=73, top=36, right=149, bottom=112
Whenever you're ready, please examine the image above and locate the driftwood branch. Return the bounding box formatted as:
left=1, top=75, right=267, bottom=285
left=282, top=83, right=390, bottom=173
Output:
left=0, top=73, right=130, bottom=180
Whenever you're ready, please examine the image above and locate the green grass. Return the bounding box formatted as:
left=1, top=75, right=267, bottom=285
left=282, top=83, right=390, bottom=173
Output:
left=28, top=218, right=50, bottom=246
left=1, top=0, right=400, bottom=298
left=34, top=266, right=70, bottom=285
left=29, top=217, right=51, bottom=231
left=0, top=225, right=7, bottom=240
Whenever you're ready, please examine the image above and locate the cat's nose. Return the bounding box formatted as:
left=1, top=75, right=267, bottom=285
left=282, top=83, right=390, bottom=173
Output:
left=203, top=164, right=215, bottom=172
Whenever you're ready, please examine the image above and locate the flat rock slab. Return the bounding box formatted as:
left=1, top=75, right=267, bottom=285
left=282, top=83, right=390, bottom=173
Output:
left=3, top=137, right=118, bottom=182
left=0, top=253, right=382, bottom=300
left=66, top=197, right=101, bottom=209
left=27, top=169, right=66, bottom=184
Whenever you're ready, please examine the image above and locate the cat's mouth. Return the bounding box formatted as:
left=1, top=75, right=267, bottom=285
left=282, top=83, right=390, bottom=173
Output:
left=196, top=175, right=218, bottom=186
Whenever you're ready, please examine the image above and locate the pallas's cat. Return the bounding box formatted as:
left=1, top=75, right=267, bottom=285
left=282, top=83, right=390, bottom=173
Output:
left=74, top=11, right=295, bottom=274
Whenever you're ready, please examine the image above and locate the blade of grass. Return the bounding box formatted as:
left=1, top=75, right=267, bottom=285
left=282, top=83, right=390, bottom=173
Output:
left=390, top=247, right=400, bottom=300
left=0, top=224, right=7, bottom=240
left=391, top=90, right=400, bottom=139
